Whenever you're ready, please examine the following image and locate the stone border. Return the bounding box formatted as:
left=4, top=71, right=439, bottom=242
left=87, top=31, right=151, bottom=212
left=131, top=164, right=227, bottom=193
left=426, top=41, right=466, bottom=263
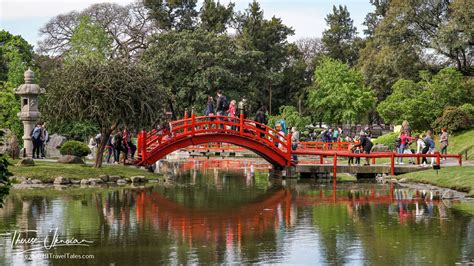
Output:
left=9, top=175, right=165, bottom=189
left=381, top=176, right=471, bottom=200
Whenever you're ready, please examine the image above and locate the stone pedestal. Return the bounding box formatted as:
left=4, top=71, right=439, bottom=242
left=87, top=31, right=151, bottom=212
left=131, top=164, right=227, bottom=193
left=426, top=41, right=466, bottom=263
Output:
left=14, top=68, right=45, bottom=158
left=21, top=120, right=35, bottom=157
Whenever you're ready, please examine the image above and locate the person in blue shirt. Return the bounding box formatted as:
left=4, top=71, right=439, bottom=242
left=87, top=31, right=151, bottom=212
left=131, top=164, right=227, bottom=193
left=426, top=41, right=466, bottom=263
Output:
left=423, top=130, right=436, bottom=165
left=278, top=118, right=287, bottom=134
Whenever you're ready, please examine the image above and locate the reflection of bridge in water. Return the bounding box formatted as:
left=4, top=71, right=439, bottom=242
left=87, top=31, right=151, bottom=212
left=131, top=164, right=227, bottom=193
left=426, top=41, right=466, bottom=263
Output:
left=132, top=184, right=447, bottom=244
left=135, top=188, right=292, bottom=242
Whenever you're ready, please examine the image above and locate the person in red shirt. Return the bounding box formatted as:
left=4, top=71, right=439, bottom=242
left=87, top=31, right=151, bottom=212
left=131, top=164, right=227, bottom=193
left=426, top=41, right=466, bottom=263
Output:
left=396, top=131, right=416, bottom=164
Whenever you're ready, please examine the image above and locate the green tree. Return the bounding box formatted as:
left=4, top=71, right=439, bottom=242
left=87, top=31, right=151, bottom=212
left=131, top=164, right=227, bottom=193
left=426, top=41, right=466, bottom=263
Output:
left=377, top=67, right=472, bottom=130
left=143, top=28, right=256, bottom=118
left=0, top=130, right=12, bottom=207
left=362, top=0, right=391, bottom=37
left=0, top=31, right=34, bottom=140
left=44, top=59, right=168, bottom=167
left=199, top=0, right=234, bottom=33
left=64, top=16, right=112, bottom=64
left=268, top=105, right=311, bottom=130
left=321, top=5, right=360, bottom=66
left=143, top=0, right=198, bottom=31
left=363, top=0, right=473, bottom=76
left=358, top=0, right=424, bottom=104
left=308, top=57, right=376, bottom=124
left=236, top=1, right=303, bottom=114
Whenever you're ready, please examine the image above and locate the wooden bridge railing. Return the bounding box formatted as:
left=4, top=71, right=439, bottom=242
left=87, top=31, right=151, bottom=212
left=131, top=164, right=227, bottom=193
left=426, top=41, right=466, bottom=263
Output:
left=293, top=150, right=463, bottom=177
left=136, top=113, right=293, bottom=166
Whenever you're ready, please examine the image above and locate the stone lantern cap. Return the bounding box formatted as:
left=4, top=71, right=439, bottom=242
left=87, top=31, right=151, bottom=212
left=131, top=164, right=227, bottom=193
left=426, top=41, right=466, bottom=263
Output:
left=15, top=68, right=45, bottom=95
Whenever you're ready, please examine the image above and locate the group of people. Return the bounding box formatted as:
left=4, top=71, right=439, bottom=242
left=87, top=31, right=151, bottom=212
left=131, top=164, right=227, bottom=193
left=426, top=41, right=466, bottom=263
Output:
left=204, top=90, right=301, bottom=162
left=205, top=90, right=249, bottom=118
left=90, top=128, right=136, bottom=164
left=348, top=131, right=374, bottom=166
left=30, top=122, right=49, bottom=159
left=321, top=127, right=344, bottom=143
left=395, top=121, right=449, bottom=166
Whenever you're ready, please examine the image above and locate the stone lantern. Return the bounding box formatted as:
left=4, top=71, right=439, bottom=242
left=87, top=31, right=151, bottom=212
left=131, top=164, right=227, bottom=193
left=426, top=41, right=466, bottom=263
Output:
left=15, top=68, right=45, bottom=157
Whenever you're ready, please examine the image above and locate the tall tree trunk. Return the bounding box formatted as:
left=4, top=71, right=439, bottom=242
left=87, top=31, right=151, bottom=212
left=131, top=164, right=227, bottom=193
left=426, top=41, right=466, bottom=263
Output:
left=168, top=99, right=177, bottom=120
left=94, top=124, right=117, bottom=168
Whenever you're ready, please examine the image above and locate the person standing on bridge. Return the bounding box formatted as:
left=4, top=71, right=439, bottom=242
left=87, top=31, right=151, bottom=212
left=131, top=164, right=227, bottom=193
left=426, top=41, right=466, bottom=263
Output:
left=216, top=90, right=228, bottom=129
left=205, top=96, right=215, bottom=116
left=237, top=96, right=248, bottom=119
left=255, top=106, right=268, bottom=138
left=228, top=100, right=237, bottom=130
left=291, top=127, right=299, bottom=163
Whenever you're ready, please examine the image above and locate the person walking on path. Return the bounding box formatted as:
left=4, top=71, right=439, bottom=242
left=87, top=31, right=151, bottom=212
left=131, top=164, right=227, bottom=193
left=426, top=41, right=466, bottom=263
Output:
left=440, top=128, right=448, bottom=160
left=291, top=127, right=299, bottom=163
left=105, top=132, right=115, bottom=164
left=424, top=130, right=436, bottom=166
left=113, top=130, right=123, bottom=164
left=396, top=131, right=416, bottom=164
left=40, top=123, right=49, bottom=159
left=31, top=123, right=43, bottom=159
left=354, top=131, right=373, bottom=166
left=417, top=134, right=430, bottom=166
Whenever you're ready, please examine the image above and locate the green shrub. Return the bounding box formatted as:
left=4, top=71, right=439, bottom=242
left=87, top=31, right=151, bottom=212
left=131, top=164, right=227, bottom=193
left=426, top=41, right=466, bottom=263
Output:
left=431, top=107, right=473, bottom=133
left=372, top=132, right=399, bottom=151
left=268, top=105, right=311, bottom=129
left=59, top=140, right=91, bottom=157
left=459, top=103, right=474, bottom=119
left=0, top=129, right=12, bottom=207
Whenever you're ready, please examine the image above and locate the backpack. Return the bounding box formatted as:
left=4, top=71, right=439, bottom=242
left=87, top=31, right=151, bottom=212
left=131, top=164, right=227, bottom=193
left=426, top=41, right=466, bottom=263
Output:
left=221, top=96, right=229, bottom=111
left=395, top=138, right=401, bottom=148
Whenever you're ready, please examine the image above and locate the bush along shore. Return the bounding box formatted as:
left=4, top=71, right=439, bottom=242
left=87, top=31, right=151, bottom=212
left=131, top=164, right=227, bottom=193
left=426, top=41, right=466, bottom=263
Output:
left=8, top=160, right=162, bottom=187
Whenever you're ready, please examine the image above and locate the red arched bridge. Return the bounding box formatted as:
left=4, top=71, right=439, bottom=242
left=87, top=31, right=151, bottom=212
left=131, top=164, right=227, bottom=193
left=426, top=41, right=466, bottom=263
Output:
left=136, top=114, right=293, bottom=168
left=136, top=114, right=463, bottom=175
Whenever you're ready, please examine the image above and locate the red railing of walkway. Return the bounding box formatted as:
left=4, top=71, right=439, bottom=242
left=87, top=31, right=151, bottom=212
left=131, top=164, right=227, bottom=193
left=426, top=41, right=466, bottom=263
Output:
left=185, top=141, right=356, bottom=152
left=136, top=114, right=293, bottom=167
left=293, top=150, right=463, bottom=177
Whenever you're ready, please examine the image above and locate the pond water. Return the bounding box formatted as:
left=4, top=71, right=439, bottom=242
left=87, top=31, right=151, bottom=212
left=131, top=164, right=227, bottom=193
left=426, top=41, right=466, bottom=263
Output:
left=1, top=159, right=474, bottom=265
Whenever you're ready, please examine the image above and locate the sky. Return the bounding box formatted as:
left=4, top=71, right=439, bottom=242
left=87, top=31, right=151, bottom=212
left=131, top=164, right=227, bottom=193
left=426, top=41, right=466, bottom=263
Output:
left=0, top=0, right=374, bottom=49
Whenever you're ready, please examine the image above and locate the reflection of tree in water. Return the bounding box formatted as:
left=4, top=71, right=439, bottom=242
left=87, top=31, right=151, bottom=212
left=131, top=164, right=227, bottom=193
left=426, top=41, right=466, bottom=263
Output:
left=302, top=185, right=473, bottom=265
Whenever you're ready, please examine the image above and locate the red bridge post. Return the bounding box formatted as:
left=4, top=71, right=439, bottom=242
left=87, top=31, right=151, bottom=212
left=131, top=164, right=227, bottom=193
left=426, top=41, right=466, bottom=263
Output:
left=141, top=131, right=147, bottom=162
left=458, top=154, right=462, bottom=166
left=191, top=111, right=195, bottom=135
left=184, top=108, right=188, bottom=134
left=436, top=151, right=441, bottom=166
left=239, top=113, right=244, bottom=135
left=390, top=152, right=395, bottom=176
left=333, top=153, right=337, bottom=181
left=287, top=133, right=292, bottom=166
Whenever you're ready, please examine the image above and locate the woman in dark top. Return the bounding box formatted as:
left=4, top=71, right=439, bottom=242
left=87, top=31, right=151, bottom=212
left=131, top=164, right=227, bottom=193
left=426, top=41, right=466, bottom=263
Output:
left=205, top=96, right=215, bottom=116
left=354, top=132, right=373, bottom=166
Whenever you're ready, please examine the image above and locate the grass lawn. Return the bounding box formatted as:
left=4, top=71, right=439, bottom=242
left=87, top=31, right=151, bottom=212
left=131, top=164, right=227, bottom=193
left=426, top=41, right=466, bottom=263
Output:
left=395, top=166, right=474, bottom=197
left=445, top=129, right=474, bottom=160
left=9, top=160, right=161, bottom=183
